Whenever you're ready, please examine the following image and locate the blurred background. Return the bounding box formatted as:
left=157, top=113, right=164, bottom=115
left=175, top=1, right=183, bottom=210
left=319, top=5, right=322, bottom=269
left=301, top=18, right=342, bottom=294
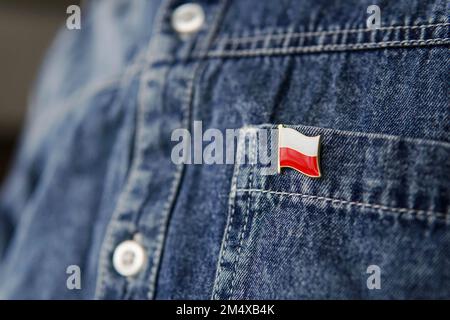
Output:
left=0, top=0, right=78, bottom=183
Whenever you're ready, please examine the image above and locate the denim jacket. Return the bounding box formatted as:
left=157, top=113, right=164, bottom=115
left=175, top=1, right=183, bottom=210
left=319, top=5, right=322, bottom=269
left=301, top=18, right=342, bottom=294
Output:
left=0, top=0, right=449, bottom=299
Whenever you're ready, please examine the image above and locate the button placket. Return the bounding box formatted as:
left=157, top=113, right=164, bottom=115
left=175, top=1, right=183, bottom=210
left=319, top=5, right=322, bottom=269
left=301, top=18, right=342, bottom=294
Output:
left=95, top=0, right=227, bottom=300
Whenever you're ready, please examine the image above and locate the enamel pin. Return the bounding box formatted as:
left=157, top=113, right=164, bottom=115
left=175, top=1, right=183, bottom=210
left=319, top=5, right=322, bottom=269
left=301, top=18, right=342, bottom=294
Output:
left=278, top=124, right=321, bottom=178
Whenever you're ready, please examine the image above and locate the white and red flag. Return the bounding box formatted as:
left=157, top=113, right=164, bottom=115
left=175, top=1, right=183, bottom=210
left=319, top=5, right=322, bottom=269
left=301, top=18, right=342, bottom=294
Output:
left=278, top=125, right=321, bottom=178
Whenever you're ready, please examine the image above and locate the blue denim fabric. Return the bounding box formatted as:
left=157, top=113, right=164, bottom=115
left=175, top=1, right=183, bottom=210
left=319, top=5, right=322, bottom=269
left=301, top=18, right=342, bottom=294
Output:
left=0, top=0, right=449, bottom=299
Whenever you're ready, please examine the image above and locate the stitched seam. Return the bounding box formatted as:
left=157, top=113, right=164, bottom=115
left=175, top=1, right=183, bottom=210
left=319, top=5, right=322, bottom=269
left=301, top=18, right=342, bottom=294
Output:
left=94, top=0, right=173, bottom=300
left=229, top=166, right=253, bottom=299
left=93, top=64, right=155, bottom=301
left=217, top=22, right=450, bottom=44
left=146, top=57, right=191, bottom=298
left=236, top=189, right=447, bottom=222
left=256, top=124, right=450, bottom=148
left=146, top=61, right=185, bottom=299
left=135, top=0, right=177, bottom=300
left=146, top=20, right=197, bottom=301
left=211, top=136, right=242, bottom=300
left=204, top=38, right=450, bottom=58
left=146, top=0, right=231, bottom=300
left=146, top=167, right=183, bottom=300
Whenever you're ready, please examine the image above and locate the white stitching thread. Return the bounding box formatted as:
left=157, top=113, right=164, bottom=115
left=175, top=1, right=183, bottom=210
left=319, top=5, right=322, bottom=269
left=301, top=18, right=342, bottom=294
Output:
left=255, top=123, right=450, bottom=148
left=218, top=22, right=450, bottom=44
left=146, top=0, right=232, bottom=300
left=228, top=143, right=255, bottom=299
left=94, top=0, right=175, bottom=300
left=92, top=67, right=155, bottom=300
left=228, top=175, right=252, bottom=299
left=211, top=126, right=244, bottom=300
left=236, top=189, right=447, bottom=222
left=204, top=38, right=450, bottom=58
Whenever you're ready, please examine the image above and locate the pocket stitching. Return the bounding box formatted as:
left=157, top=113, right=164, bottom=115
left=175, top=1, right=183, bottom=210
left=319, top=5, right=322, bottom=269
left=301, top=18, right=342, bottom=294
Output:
left=204, top=38, right=450, bottom=58
left=217, top=22, right=450, bottom=44
left=229, top=169, right=253, bottom=298
left=236, top=188, right=449, bottom=224
left=212, top=137, right=244, bottom=299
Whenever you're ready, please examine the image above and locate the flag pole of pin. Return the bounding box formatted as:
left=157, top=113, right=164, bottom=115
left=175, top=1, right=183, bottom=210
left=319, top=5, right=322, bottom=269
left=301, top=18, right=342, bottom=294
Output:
left=278, top=125, right=321, bottom=178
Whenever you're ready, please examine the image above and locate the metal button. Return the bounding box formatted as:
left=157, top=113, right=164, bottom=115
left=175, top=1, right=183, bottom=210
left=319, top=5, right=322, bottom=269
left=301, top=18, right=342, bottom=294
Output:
left=171, top=3, right=205, bottom=35
left=112, top=240, right=146, bottom=277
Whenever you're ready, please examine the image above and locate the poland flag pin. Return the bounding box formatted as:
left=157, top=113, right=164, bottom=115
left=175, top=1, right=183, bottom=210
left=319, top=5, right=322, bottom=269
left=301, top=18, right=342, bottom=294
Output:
left=277, top=124, right=321, bottom=178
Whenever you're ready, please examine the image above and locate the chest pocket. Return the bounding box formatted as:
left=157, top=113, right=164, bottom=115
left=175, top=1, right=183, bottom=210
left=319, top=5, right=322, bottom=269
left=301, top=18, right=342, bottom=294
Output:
left=212, top=124, right=450, bottom=299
